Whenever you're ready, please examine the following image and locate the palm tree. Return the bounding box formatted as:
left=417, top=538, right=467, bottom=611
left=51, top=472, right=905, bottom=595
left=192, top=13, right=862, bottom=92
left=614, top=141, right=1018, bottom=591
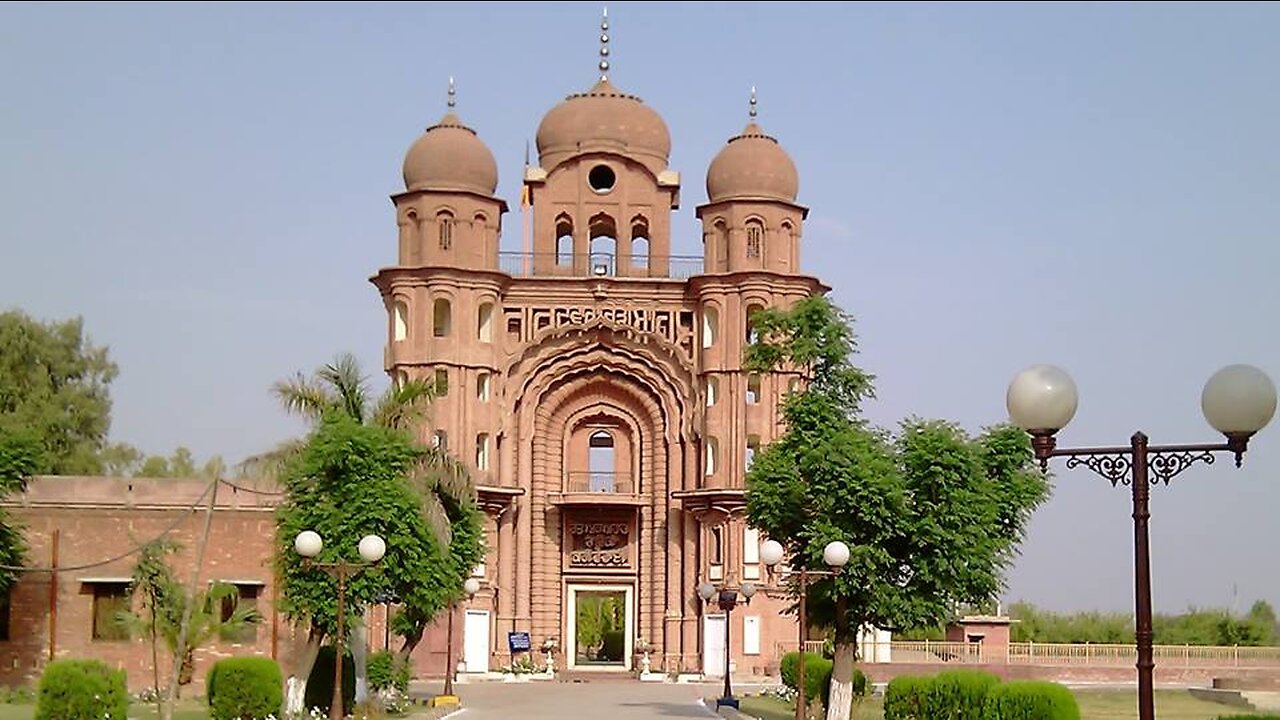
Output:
left=241, top=352, right=474, bottom=544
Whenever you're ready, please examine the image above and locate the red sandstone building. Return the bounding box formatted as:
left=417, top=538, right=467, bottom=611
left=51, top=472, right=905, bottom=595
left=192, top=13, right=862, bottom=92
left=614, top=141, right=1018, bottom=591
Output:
left=1, top=32, right=840, bottom=687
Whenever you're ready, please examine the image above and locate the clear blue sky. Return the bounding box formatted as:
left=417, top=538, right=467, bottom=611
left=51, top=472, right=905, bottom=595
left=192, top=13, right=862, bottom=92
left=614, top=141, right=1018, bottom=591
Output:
left=2, top=2, right=1278, bottom=615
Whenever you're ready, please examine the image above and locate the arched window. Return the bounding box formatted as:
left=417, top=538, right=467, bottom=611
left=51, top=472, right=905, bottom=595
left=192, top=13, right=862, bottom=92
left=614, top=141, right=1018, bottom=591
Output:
left=476, top=372, right=491, bottom=401
left=556, top=215, right=573, bottom=266
left=702, top=306, right=719, bottom=349
left=392, top=301, right=409, bottom=342
left=432, top=430, right=448, bottom=450
left=746, top=220, right=764, bottom=259
left=746, top=435, right=760, bottom=470
left=434, top=368, right=449, bottom=396
left=745, top=303, right=765, bottom=344
left=714, top=219, right=729, bottom=271
left=705, top=376, right=719, bottom=408
left=475, top=433, right=490, bottom=471
left=588, top=430, right=615, bottom=492
left=630, top=216, right=649, bottom=269
left=747, top=374, right=761, bottom=405
left=705, top=437, right=719, bottom=476
left=394, top=369, right=409, bottom=389
left=433, top=298, right=452, bottom=337
left=589, top=212, right=617, bottom=275
left=743, top=526, right=761, bottom=580
left=437, top=212, right=454, bottom=251
left=477, top=302, right=494, bottom=342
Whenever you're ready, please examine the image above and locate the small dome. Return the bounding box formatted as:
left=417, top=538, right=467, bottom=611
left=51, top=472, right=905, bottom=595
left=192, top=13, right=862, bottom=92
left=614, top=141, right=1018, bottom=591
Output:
left=706, top=122, right=799, bottom=203
left=402, top=112, right=498, bottom=196
left=536, top=79, right=671, bottom=175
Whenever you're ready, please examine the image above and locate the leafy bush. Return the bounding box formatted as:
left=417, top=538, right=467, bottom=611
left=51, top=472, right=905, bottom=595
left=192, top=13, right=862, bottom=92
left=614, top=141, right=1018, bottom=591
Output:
left=35, top=659, right=129, bottom=720
left=206, top=656, right=283, bottom=720
left=780, top=651, right=835, bottom=702
left=983, top=680, right=1080, bottom=720
left=366, top=650, right=410, bottom=692
left=923, top=669, right=1001, bottom=719
left=305, top=646, right=356, bottom=716
left=884, top=675, right=932, bottom=720
left=601, top=630, right=625, bottom=660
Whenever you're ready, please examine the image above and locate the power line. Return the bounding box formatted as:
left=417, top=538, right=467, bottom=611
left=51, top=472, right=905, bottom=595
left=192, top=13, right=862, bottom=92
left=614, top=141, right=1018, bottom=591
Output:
left=0, top=477, right=220, bottom=573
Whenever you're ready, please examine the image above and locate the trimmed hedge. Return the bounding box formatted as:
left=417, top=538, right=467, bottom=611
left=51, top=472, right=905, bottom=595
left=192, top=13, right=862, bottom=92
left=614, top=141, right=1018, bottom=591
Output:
left=884, top=675, right=932, bottom=720
left=206, top=656, right=283, bottom=720
left=983, top=680, right=1080, bottom=720
left=780, top=652, right=833, bottom=702
left=923, top=669, right=1002, bottom=720
left=35, top=659, right=129, bottom=720
left=305, top=646, right=356, bottom=715
left=366, top=650, right=410, bottom=693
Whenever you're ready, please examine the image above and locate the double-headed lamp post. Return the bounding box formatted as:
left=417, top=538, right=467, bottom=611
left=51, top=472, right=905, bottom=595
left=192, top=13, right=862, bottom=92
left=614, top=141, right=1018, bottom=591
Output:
left=1006, top=364, right=1276, bottom=720
left=698, top=579, right=757, bottom=710
left=294, top=530, right=387, bottom=720
left=759, top=539, right=850, bottom=720
left=440, top=576, right=482, bottom=701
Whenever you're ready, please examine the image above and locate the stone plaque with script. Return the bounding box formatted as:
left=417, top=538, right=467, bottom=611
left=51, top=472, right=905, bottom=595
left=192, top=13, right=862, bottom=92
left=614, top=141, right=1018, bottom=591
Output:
left=566, top=516, right=633, bottom=570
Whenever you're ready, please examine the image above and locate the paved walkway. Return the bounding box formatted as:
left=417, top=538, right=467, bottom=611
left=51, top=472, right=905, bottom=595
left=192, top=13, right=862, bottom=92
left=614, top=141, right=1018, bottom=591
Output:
left=416, top=679, right=734, bottom=719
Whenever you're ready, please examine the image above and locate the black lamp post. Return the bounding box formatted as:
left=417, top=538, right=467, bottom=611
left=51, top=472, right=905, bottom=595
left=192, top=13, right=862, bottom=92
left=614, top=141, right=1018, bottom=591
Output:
left=1006, top=363, right=1276, bottom=720
left=294, top=531, right=386, bottom=720
left=698, top=580, right=757, bottom=710
left=760, top=539, right=850, bottom=720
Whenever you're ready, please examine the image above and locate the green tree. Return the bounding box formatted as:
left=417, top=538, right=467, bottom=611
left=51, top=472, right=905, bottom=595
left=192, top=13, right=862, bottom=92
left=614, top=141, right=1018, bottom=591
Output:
left=0, top=428, right=43, bottom=590
left=743, top=296, right=1050, bottom=720
left=275, top=412, right=482, bottom=713
left=0, top=311, right=118, bottom=474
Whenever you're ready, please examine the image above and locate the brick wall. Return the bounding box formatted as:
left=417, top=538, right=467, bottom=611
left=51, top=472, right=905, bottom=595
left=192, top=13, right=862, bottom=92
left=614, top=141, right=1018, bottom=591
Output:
left=0, top=476, right=298, bottom=692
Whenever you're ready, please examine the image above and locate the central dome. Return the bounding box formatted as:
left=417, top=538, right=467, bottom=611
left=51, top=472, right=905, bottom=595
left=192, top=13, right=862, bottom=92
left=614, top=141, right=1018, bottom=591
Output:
left=535, top=79, right=671, bottom=175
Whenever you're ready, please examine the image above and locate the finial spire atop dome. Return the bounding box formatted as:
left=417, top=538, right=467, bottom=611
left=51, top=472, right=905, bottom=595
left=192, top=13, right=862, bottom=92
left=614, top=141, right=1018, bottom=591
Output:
left=749, top=85, right=757, bottom=119
left=447, top=76, right=456, bottom=109
left=598, top=6, right=610, bottom=81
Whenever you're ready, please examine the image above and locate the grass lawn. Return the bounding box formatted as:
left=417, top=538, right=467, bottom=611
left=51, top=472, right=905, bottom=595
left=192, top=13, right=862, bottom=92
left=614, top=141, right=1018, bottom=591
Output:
left=738, top=689, right=1272, bottom=720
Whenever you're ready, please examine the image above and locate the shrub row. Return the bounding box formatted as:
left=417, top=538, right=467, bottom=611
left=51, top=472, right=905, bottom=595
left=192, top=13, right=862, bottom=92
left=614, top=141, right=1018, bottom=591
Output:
left=885, top=671, right=1079, bottom=720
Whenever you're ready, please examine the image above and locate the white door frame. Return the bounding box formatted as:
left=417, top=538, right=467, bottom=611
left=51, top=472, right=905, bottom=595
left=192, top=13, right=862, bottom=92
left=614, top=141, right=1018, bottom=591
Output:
left=565, top=583, right=634, bottom=671
left=703, top=613, right=727, bottom=677
left=462, top=609, right=490, bottom=674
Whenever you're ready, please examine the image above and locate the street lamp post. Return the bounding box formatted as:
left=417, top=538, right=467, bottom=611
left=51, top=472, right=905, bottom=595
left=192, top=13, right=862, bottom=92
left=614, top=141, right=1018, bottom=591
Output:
left=698, top=580, right=757, bottom=710
left=440, top=576, right=482, bottom=701
left=1006, top=364, right=1276, bottom=720
left=760, top=539, right=850, bottom=720
left=294, top=530, right=387, bottom=720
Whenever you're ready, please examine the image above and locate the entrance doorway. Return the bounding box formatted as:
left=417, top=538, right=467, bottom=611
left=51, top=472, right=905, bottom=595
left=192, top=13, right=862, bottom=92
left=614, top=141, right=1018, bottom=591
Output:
left=462, top=610, right=490, bottom=674
left=703, top=614, right=726, bottom=677
left=565, top=584, right=633, bottom=670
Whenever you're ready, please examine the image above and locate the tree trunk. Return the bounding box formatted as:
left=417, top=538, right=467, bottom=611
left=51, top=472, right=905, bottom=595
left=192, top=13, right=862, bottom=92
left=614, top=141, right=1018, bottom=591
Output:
left=825, top=597, right=856, bottom=720
left=397, top=621, right=425, bottom=662
left=352, top=610, right=369, bottom=703
left=825, top=641, right=856, bottom=720
left=285, top=627, right=325, bottom=716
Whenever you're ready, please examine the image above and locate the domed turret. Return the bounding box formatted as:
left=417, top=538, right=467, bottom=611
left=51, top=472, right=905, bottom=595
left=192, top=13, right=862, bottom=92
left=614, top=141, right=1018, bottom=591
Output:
left=402, top=80, right=498, bottom=196
left=705, top=121, right=798, bottom=204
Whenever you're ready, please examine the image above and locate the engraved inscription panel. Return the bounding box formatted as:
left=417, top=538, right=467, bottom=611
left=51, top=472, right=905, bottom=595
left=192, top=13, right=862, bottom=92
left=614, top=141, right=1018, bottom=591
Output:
left=565, top=513, right=635, bottom=571
left=504, top=305, right=695, bottom=360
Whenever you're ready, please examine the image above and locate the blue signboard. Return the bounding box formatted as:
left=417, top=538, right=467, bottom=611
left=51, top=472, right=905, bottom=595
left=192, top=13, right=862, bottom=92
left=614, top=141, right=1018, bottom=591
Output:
left=508, top=631, right=532, bottom=653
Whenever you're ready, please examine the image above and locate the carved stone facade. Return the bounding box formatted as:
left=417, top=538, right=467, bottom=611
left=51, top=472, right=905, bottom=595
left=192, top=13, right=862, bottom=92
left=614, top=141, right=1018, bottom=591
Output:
left=371, top=58, right=830, bottom=677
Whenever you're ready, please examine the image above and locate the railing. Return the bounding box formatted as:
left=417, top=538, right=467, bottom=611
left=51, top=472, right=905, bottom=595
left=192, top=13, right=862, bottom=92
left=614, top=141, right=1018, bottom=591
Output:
left=840, top=641, right=1280, bottom=668
left=774, top=640, right=830, bottom=656
left=563, top=472, right=636, bottom=495
left=497, top=252, right=704, bottom=280
left=1006, top=642, right=1280, bottom=667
